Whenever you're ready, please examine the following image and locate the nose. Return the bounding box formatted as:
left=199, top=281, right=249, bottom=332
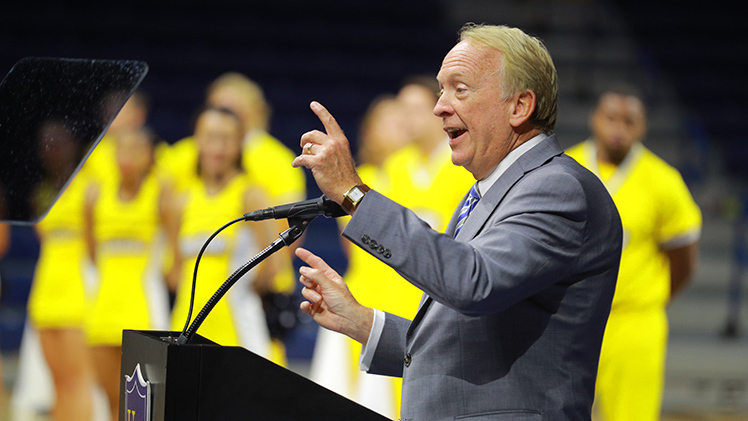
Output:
left=433, top=95, right=453, bottom=118
left=609, top=122, right=629, bottom=139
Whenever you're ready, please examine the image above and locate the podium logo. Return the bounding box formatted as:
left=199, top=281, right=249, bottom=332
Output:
left=125, top=364, right=151, bottom=421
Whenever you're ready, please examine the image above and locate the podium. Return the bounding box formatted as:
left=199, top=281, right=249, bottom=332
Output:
left=119, top=330, right=391, bottom=421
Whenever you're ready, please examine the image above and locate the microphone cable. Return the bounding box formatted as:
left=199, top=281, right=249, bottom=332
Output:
left=179, top=215, right=246, bottom=339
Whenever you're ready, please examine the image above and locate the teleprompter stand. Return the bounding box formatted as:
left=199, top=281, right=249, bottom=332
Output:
left=120, top=330, right=391, bottom=420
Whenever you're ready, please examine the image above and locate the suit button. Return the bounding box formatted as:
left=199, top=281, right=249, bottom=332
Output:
left=404, top=353, right=411, bottom=367
left=383, top=249, right=392, bottom=259
left=361, top=235, right=370, bottom=245
left=377, top=245, right=385, bottom=254
left=369, top=239, right=379, bottom=249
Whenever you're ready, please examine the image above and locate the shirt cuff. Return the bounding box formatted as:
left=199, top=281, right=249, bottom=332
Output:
left=358, top=309, right=386, bottom=371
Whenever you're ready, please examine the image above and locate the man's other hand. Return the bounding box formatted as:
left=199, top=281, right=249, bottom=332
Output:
left=296, top=247, right=374, bottom=344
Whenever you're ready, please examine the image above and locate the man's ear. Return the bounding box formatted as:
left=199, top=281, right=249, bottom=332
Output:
left=509, top=89, right=537, bottom=128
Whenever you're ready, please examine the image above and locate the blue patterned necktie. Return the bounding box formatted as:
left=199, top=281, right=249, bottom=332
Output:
left=454, top=184, right=480, bottom=238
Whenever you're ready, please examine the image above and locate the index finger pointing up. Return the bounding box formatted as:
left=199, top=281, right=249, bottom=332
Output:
left=310, top=101, right=345, bottom=138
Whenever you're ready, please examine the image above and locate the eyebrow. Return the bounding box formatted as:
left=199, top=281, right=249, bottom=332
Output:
left=437, top=71, right=467, bottom=84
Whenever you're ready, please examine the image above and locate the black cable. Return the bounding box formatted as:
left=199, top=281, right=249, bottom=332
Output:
left=179, top=238, right=286, bottom=344
left=176, top=216, right=309, bottom=345
left=179, top=216, right=246, bottom=337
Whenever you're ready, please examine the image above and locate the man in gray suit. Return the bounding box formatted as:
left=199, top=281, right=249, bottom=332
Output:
left=292, top=23, right=622, bottom=420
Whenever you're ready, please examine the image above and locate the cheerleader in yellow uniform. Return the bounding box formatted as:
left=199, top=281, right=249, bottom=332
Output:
left=209, top=77, right=306, bottom=335
left=83, top=127, right=170, bottom=421
left=168, top=106, right=279, bottom=356
left=27, top=120, right=96, bottom=421
left=566, top=86, right=701, bottom=421
left=159, top=75, right=305, bottom=365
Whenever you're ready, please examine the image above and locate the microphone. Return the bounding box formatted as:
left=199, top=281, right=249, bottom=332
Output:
left=244, top=195, right=347, bottom=221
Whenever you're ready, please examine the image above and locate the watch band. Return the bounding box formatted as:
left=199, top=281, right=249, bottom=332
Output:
left=341, top=184, right=371, bottom=214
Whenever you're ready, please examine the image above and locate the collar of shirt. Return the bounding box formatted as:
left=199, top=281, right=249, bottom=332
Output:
left=475, top=133, right=548, bottom=197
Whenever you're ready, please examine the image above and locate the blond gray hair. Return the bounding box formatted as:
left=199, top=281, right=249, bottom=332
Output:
left=207, top=72, right=271, bottom=132
left=459, top=23, right=558, bottom=133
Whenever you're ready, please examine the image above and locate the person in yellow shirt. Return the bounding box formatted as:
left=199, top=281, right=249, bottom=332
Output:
left=167, top=106, right=279, bottom=357
left=83, top=127, right=170, bottom=421
left=566, top=85, right=701, bottom=421
left=160, top=74, right=305, bottom=364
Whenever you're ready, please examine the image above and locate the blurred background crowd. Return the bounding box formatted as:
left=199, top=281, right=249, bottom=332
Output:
left=0, top=0, right=747, bottom=420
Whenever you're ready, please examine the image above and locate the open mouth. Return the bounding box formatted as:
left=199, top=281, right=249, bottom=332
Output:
left=446, top=128, right=467, bottom=140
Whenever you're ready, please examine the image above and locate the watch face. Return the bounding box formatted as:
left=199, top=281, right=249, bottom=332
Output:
left=349, top=187, right=365, bottom=203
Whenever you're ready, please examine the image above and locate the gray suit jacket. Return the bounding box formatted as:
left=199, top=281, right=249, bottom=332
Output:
left=342, top=136, right=622, bottom=421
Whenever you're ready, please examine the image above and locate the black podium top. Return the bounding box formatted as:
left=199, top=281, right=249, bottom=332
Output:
left=120, top=330, right=392, bottom=421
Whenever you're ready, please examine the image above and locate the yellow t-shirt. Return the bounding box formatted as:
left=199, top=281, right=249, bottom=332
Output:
left=86, top=173, right=168, bottom=345
left=170, top=174, right=270, bottom=355
left=566, top=141, right=702, bottom=309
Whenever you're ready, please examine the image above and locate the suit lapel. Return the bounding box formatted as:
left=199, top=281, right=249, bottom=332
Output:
left=408, top=187, right=468, bottom=338
left=456, top=136, right=564, bottom=242
left=406, top=136, right=564, bottom=337
left=410, top=185, right=470, bottom=337
left=454, top=164, right=523, bottom=242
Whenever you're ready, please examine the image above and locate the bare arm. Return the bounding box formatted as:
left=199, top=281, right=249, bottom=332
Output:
left=244, top=187, right=282, bottom=295
left=666, top=241, right=699, bottom=299
left=160, top=185, right=184, bottom=293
